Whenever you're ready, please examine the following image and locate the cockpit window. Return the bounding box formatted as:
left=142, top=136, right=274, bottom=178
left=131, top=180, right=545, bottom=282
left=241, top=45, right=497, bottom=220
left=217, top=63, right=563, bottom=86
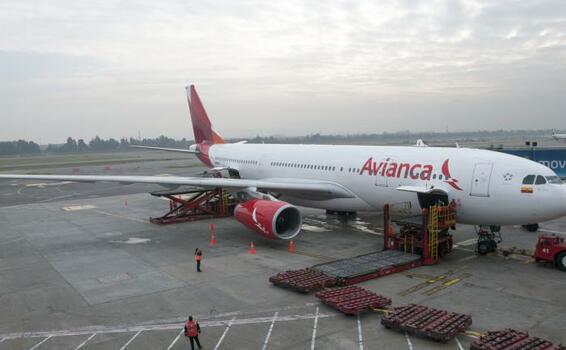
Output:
left=546, top=176, right=563, bottom=184
left=522, top=175, right=535, bottom=185
left=535, top=175, right=547, bottom=185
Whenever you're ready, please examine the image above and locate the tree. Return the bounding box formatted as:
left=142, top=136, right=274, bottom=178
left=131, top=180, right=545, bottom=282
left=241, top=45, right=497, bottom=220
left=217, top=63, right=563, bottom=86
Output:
left=78, top=139, right=88, bottom=152
left=0, top=140, right=41, bottom=155
left=61, top=137, right=78, bottom=152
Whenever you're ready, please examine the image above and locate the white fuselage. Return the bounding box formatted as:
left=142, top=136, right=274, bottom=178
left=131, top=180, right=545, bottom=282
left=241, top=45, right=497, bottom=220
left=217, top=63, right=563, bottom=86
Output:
left=208, top=144, right=566, bottom=226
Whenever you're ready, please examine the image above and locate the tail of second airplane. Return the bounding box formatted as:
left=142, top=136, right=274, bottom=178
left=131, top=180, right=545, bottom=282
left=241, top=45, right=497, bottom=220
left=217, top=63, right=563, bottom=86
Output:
left=186, top=85, right=225, bottom=145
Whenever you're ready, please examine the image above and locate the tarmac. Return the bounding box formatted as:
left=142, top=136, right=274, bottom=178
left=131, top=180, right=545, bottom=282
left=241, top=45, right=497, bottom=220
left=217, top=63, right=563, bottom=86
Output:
left=1, top=152, right=565, bottom=349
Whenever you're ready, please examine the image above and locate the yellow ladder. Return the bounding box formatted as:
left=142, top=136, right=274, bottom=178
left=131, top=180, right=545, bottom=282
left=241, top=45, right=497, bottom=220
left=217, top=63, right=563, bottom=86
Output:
left=428, top=205, right=439, bottom=261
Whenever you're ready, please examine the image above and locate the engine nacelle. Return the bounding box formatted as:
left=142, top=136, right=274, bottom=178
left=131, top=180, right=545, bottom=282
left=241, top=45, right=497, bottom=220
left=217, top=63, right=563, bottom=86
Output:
left=234, top=199, right=302, bottom=240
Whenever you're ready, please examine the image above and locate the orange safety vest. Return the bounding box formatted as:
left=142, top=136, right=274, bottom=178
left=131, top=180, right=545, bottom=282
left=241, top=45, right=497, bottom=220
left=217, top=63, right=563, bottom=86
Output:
left=195, top=252, right=202, bottom=261
left=185, top=320, right=198, bottom=337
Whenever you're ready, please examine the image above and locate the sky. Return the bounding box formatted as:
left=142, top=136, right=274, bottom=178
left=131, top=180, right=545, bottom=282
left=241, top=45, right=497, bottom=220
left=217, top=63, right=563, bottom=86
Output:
left=1, top=0, right=565, bottom=143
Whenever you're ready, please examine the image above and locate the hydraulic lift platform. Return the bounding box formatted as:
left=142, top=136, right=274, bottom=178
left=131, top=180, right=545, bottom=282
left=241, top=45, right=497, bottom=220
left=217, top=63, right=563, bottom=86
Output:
left=312, top=250, right=422, bottom=286
left=270, top=251, right=421, bottom=293
left=270, top=203, right=457, bottom=293
left=384, top=203, right=456, bottom=265
left=149, top=187, right=236, bottom=224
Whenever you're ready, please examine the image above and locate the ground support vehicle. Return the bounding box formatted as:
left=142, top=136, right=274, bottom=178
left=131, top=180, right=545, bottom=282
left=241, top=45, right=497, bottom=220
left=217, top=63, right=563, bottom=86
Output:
left=534, top=234, right=566, bottom=271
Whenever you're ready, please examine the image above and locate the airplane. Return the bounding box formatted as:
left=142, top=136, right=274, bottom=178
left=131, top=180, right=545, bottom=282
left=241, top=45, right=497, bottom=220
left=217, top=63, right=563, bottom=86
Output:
left=1, top=85, right=565, bottom=255
left=552, top=131, right=566, bottom=142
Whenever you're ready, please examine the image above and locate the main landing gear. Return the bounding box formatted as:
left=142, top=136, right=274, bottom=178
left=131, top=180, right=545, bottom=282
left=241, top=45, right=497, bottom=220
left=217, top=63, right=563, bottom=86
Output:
left=522, top=223, right=539, bottom=232
left=476, top=225, right=502, bottom=255
left=326, top=210, right=357, bottom=218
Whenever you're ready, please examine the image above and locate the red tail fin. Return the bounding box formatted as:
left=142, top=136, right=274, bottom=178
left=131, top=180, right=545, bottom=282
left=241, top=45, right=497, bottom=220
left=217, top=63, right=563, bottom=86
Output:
left=186, top=85, right=225, bottom=144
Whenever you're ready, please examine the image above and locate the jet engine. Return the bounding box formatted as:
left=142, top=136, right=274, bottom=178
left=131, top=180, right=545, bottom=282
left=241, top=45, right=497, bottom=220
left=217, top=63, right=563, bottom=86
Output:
left=234, top=199, right=302, bottom=240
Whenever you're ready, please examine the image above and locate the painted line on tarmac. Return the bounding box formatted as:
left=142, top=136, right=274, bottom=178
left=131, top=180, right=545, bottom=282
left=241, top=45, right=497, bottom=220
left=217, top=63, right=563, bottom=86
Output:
left=91, top=209, right=149, bottom=225
left=423, top=273, right=472, bottom=296
left=120, top=329, right=143, bottom=350
left=357, top=314, right=364, bottom=350
left=399, top=266, right=468, bottom=296
left=39, top=194, right=79, bottom=203
left=214, top=316, right=236, bottom=350
left=405, top=332, right=413, bottom=350
left=455, top=336, right=465, bottom=350
left=261, top=312, right=279, bottom=350
left=73, top=333, right=96, bottom=350
left=458, top=255, right=477, bottom=263
left=29, top=335, right=52, bottom=350
left=453, top=238, right=477, bottom=247
left=0, top=312, right=337, bottom=341
left=539, top=228, right=566, bottom=236
left=166, top=329, right=184, bottom=350
left=310, top=306, right=319, bottom=350
left=454, top=247, right=475, bottom=253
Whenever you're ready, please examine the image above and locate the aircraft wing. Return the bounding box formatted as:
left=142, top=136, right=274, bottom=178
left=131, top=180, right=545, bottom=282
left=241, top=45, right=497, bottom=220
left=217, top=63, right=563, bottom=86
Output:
left=0, top=174, right=356, bottom=199
left=130, top=145, right=198, bottom=154
left=396, top=185, right=437, bottom=194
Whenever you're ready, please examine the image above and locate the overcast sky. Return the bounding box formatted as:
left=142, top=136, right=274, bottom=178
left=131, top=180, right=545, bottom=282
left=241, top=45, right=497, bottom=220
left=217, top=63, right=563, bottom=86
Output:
left=1, top=0, right=565, bottom=143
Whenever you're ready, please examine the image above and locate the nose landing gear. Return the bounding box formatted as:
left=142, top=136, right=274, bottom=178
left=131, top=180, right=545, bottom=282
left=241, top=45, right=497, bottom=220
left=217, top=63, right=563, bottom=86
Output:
left=476, top=225, right=502, bottom=255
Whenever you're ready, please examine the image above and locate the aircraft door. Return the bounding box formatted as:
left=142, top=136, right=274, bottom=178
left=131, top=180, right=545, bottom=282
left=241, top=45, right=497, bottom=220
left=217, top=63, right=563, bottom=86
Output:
left=470, top=163, right=493, bottom=197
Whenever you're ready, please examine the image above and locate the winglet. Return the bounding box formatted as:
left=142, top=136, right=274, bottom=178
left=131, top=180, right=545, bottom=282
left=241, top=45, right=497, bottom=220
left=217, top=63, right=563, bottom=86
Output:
left=186, top=85, right=225, bottom=144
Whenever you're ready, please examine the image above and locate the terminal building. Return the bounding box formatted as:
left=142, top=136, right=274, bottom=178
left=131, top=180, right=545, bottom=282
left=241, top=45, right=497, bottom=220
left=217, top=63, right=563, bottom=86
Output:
left=497, top=145, right=566, bottom=178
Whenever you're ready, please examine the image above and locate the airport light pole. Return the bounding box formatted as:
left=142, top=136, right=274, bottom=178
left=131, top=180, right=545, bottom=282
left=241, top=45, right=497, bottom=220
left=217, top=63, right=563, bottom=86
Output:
left=525, top=140, right=538, bottom=161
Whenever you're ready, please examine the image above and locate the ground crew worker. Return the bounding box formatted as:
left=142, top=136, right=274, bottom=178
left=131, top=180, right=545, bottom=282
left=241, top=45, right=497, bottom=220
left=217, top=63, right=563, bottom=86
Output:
left=184, top=315, right=202, bottom=350
left=194, top=248, right=202, bottom=272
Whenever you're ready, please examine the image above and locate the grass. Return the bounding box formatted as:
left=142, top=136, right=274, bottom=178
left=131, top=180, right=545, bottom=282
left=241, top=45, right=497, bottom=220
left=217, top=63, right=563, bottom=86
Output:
left=0, top=151, right=192, bottom=172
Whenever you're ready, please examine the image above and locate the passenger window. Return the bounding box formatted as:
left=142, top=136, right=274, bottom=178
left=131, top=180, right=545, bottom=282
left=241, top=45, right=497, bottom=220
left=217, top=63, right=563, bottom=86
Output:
left=522, top=175, right=535, bottom=185
left=535, top=175, right=547, bottom=185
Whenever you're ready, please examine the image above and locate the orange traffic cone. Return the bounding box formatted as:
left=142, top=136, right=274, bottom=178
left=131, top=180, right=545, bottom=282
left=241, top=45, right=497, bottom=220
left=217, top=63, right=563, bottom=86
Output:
left=210, top=224, right=217, bottom=246
left=288, top=240, right=295, bottom=254
left=249, top=241, right=256, bottom=255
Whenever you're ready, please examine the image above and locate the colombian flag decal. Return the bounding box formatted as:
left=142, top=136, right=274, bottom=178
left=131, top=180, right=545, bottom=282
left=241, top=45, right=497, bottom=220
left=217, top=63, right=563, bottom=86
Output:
left=521, top=186, right=533, bottom=193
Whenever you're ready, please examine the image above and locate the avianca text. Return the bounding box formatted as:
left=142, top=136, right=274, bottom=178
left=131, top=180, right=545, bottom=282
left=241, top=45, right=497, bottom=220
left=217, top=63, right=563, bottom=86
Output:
left=360, top=157, right=435, bottom=180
